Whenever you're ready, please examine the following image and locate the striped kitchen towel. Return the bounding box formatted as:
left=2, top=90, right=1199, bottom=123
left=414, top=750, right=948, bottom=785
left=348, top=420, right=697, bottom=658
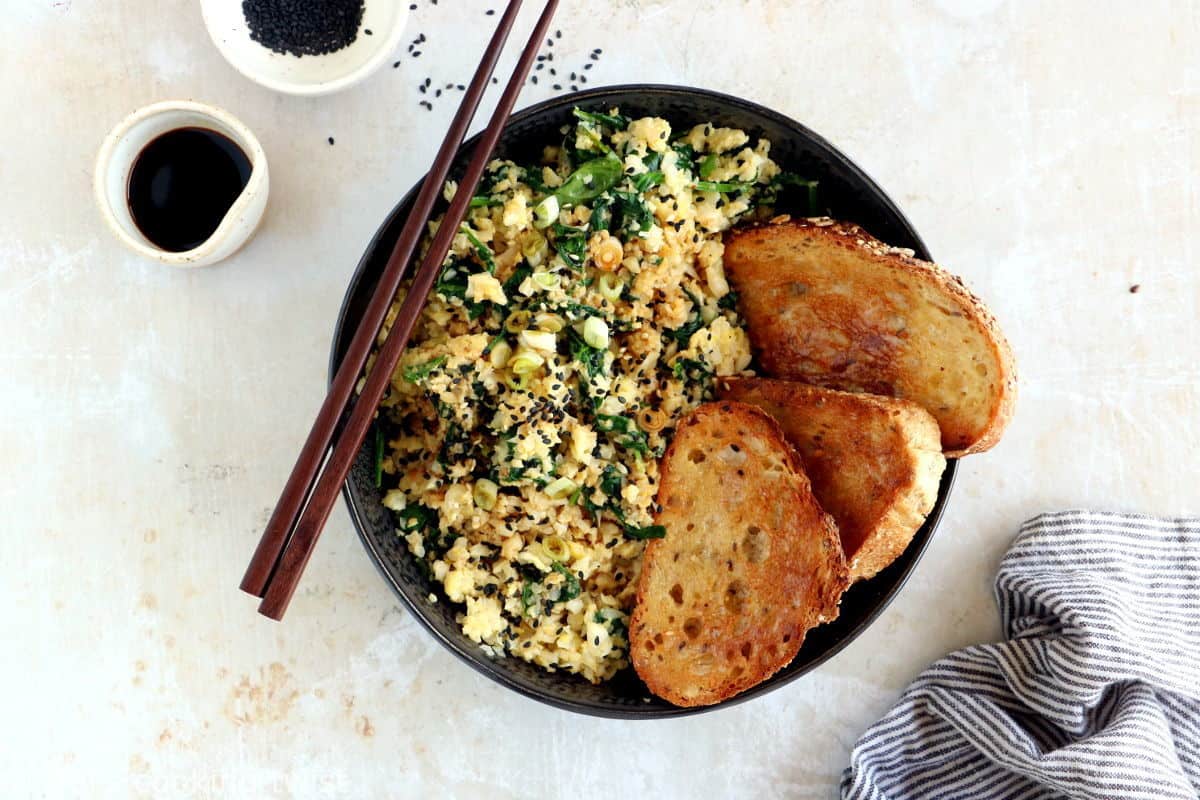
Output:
left=841, top=510, right=1200, bottom=800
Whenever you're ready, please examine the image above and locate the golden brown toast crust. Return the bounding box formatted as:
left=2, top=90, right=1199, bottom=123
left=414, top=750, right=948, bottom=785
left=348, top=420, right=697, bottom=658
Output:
left=723, top=218, right=1016, bottom=456
left=630, top=402, right=848, bottom=707
left=718, top=378, right=946, bottom=581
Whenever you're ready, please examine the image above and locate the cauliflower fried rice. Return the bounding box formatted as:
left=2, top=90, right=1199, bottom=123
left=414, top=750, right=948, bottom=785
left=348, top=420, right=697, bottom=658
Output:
left=371, top=109, right=804, bottom=683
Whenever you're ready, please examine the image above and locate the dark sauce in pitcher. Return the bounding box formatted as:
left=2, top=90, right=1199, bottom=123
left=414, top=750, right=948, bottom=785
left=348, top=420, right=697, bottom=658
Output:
left=127, top=127, right=252, bottom=252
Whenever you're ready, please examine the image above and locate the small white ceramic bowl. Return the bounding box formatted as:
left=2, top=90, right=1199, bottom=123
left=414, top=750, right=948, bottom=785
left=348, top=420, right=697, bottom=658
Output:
left=200, top=0, right=409, bottom=96
left=94, top=100, right=270, bottom=268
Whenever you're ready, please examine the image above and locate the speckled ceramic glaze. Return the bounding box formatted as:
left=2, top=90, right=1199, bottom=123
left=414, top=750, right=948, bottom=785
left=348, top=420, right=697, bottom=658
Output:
left=330, top=86, right=957, bottom=718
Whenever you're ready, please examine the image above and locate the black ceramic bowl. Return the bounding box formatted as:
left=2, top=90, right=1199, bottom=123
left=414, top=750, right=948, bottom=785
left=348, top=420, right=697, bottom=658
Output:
left=331, top=85, right=957, bottom=718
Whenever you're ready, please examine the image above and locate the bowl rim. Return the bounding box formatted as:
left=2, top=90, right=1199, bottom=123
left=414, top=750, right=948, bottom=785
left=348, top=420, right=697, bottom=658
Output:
left=199, top=1, right=409, bottom=97
left=330, top=84, right=957, bottom=718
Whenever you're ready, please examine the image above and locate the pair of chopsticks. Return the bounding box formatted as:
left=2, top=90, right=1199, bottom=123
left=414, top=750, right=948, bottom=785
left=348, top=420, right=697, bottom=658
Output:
left=241, top=0, right=561, bottom=620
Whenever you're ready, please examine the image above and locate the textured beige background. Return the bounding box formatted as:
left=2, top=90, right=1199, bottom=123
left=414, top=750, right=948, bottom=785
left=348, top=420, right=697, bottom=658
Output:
left=2, top=1, right=1198, bottom=798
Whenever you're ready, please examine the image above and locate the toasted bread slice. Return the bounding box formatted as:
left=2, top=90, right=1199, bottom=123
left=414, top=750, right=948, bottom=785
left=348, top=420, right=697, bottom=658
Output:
left=630, top=401, right=848, bottom=707
left=718, top=378, right=946, bottom=581
left=723, top=218, right=1016, bottom=456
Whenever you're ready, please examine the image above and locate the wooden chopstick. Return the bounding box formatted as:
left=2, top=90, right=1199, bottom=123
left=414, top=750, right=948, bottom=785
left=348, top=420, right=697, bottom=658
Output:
left=239, top=0, right=526, bottom=600
left=256, top=0, right=562, bottom=620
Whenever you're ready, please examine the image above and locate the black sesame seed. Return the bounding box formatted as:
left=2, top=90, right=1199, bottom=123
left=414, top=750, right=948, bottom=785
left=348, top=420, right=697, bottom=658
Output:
left=243, top=0, right=365, bottom=57
left=328, top=136, right=335, bottom=145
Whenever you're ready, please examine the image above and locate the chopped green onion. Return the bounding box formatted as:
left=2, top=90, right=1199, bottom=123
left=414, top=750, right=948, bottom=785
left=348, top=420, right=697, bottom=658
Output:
left=521, top=230, right=549, bottom=267
left=533, top=312, right=563, bottom=332
left=518, top=329, right=557, bottom=354
left=699, top=153, right=719, bottom=179
left=503, top=371, right=531, bottom=391
left=531, top=271, right=560, bottom=290
left=544, top=477, right=578, bottom=500
left=504, top=310, right=531, bottom=333
left=582, top=316, right=610, bottom=349
left=543, top=535, right=571, bottom=561
left=469, top=196, right=501, bottom=208
left=473, top=479, right=499, bottom=511
left=532, top=195, right=560, bottom=229
left=597, top=273, right=624, bottom=302
left=488, top=340, right=512, bottom=369
left=510, top=348, right=545, bottom=375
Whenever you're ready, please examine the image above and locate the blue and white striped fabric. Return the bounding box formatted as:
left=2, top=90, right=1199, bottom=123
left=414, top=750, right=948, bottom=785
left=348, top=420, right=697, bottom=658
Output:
left=841, top=510, right=1200, bottom=800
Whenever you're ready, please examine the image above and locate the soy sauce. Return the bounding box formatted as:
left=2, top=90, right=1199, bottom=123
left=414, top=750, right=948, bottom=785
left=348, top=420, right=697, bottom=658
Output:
left=127, top=127, right=252, bottom=252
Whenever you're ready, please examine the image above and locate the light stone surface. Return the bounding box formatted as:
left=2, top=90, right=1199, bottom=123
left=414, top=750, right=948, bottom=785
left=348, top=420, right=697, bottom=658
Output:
left=3, top=1, right=1198, bottom=797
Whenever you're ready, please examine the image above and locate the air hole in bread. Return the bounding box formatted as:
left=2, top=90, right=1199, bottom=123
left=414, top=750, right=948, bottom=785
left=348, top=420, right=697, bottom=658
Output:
left=645, top=640, right=656, bottom=651
left=724, top=579, right=747, bottom=614
left=744, top=526, right=770, bottom=563
left=669, top=584, right=684, bottom=605
left=688, top=449, right=707, bottom=463
left=654, top=632, right=664, bottom=645
left=683, top=617, right=702, bottom=640
left=740, top=641, right=753, bottom=659
left=686, top=522, right=695, bottom=532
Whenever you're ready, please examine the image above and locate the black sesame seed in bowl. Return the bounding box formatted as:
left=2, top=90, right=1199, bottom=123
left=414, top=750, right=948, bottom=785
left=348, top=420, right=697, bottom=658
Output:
left=201, top=0, right=411, bottom=96
left=242, top=0, right=365, bottom=57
